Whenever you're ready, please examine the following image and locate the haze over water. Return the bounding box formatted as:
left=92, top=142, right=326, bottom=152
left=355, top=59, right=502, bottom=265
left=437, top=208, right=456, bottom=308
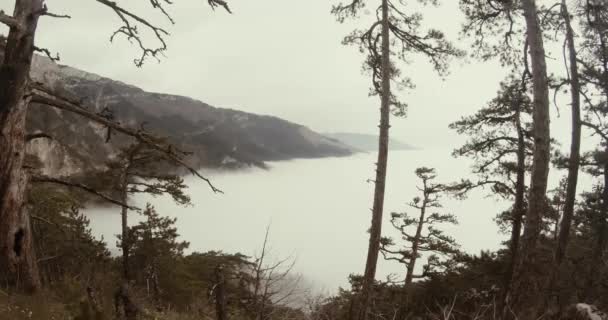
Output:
left=86, top=148, right=592, bottom=292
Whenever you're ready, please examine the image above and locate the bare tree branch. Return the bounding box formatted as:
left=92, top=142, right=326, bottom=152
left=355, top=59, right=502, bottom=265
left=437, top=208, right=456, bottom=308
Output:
left=34, top=46, right=60, bottom=61
left=0, top=10, right=20, bottom=29
left=95, top=0, right=230, bottom=66
left=582, top=120, right=608, bottom=142
left=29, top=84, right=222, bottom=193
left=30, top=175, right=139, bottom=210
left=33, top=4, right=71, bottom=19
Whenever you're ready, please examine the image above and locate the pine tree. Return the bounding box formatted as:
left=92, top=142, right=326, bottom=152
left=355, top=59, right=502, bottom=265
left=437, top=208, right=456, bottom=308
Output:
left=450, top=73, right=533, bottom=297
left=106, top=140, right=191, bottom=281
left=124, top=203, right=189, bottom=309
left=381, top=167, right=459, bottom=285
left=332, top=2, right=461, bottom=318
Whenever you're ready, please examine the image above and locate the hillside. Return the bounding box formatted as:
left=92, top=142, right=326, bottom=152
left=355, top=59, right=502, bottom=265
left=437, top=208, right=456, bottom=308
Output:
left=22, top=56, right=354, bottom=176
left=325, top=132, right=415, bottom=152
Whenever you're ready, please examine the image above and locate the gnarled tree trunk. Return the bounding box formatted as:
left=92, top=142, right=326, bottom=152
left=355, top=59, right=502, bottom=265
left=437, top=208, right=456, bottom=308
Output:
left=357, top=0, right=391, bottom=319
left=510, top=0, right=551, bottom=317
left=0, top=0, right=43, bottom=293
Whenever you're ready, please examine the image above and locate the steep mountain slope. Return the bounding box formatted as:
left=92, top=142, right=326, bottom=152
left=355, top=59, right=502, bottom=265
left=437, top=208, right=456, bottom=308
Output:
left=22, top=55, right=353, bottom=176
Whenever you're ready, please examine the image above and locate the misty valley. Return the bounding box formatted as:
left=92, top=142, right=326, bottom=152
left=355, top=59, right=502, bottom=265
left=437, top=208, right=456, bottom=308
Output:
left=1, top=0, right=608, bottom=320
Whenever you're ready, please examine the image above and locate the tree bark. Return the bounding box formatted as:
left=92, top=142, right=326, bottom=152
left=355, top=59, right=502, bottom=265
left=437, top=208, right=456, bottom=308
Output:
left=120, top=171, right=130, bottom=281
left=357, top=0, right=391, bottom=319
left=510, top=0, right=551, bottom=317
left=0, top=0, right=43, bottom=293
left=546, top=0, right=582, bottom=309
left=405, top=192, right=427, bottom=285
left=215, top=264, right=228, bottom=320
left=503, top=81, right=527, bottom=301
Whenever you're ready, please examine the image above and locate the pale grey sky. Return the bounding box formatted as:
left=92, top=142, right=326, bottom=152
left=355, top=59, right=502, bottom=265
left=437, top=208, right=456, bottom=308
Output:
left=0, top=0, right=574, bottom=148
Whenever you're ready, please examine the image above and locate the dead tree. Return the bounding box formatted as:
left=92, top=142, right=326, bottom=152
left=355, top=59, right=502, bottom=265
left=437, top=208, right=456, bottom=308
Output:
left=246, top=225, right=303, bottom=320
left=0, top=0, right=229, bottom=292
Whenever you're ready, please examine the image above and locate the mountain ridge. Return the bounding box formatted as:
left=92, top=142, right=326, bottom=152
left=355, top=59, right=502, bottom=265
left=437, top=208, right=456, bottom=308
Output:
left=324, top=132, right=415, bottom=152
left=19, top=53, right=354, bottom=177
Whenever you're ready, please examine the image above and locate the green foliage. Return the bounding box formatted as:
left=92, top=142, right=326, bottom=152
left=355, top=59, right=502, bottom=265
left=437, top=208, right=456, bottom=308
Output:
left=449, top=74, right=533, bottom=201
left=459, top=0, right=524, bottom=65
left=381, top=167, right=460, bottom=282
left=332, top=0, right=463, bottom=116
left=120, top=204, right=190, bottom=309
left=111, top=141, right=192, bottom=206
left=29, top=185, right=111, bottom=284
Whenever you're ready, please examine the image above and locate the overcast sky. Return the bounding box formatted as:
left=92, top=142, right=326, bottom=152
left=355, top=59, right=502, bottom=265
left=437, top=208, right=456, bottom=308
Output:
left=1, top=0, right=574, bottom=149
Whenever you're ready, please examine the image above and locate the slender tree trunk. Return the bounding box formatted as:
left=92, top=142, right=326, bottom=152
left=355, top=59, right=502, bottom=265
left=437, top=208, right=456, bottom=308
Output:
left=510, top=0, right=551, bottom=317
left=114, top=283, right=138, bottom=320
left=357, top=0, right=391, bottom=319
left=120, top=172, right=130, bottom=281
left=545, top=1, right=582, bottom=311
left=405, top=196, right=427, bottom=285
left=215, top=265, right=228, bottom=320
left=0, top=0, right=43, bottom=293
left=503, top=92, right=527, bottom=300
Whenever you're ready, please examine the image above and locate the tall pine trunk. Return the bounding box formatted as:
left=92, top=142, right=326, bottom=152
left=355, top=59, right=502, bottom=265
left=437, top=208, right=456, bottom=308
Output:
left=546, top=0, right=582, bottom=308
left=503, top=86, right=527, bottom=300
left=0, top=0, right=43, bottom=293
left=510, top=0, right=551, bottom=317
left=357, top=0, right=391, bottom=319
left=215, top=265, right=227, bottom=320
left=120, top=172, right=130, bottom=280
